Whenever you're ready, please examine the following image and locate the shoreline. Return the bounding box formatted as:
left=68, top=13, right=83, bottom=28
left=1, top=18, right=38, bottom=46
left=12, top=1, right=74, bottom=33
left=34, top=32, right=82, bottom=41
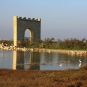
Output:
left=0, top=46, right=87, bottom=56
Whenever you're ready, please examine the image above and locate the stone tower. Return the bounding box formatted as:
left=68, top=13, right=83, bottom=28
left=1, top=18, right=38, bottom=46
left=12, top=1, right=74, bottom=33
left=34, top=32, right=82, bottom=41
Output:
left=13, top=16, right=41, bottom=46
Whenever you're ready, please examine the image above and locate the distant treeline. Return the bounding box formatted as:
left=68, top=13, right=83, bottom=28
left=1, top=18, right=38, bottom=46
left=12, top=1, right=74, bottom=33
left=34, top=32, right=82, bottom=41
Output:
left=0, top=40, right=13, bottom=46
left=55, top=38, right=87, bottom=50
left=40, top=38, right=87, bottom=50
left=0, top=38, right=87, bottom=50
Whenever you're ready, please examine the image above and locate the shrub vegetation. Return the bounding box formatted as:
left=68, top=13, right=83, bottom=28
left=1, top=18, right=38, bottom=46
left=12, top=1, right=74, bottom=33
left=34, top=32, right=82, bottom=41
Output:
left=1, top=38, right=87, bottom=50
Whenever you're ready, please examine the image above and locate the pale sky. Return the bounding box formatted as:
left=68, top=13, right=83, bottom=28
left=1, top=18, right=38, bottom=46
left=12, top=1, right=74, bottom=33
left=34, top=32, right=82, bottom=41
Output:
left=0, top=0, right=87, bottom=40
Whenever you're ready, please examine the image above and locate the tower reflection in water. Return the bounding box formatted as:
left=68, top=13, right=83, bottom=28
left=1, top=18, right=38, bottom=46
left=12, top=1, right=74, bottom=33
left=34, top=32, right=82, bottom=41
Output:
left=12, top=50, right=40, bottom=70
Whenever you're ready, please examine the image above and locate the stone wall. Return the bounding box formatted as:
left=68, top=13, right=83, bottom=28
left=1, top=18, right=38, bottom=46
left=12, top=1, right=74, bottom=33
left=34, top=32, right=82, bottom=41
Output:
left=13, top=16, right=41, bottom=46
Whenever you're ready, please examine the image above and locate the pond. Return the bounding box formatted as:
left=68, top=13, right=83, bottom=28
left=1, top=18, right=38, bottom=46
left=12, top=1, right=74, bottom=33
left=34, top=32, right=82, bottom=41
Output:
left=0, top=50, right=87, bottom=70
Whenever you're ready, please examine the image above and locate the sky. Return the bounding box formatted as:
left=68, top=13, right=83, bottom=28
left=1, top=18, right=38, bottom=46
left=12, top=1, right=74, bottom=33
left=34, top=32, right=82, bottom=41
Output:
left=0, top=0, right=87, bottom=40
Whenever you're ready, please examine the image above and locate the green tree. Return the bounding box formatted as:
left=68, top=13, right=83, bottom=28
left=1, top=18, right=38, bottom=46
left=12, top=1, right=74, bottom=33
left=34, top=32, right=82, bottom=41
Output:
left=44, top=38, right=54, bottom=48
left=36, top=39, right=43, bottom=47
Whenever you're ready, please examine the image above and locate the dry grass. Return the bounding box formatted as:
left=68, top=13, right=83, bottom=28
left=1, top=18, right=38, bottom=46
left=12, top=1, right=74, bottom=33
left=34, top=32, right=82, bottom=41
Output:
left=0, top=65, right=87, bottom=87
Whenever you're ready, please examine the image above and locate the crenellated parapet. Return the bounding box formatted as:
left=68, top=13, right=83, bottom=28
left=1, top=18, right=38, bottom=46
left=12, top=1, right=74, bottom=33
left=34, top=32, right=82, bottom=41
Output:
left=15, top=16, right=41, bottom=21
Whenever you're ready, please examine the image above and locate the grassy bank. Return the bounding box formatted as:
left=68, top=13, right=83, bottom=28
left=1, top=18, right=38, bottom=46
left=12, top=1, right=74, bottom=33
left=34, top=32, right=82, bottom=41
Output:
left=0, top=65, right=87, bottom=87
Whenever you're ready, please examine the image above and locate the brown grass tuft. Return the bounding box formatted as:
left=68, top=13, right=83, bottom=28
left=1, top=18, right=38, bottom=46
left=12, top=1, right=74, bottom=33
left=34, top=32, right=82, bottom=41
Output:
left=79, top=65, right=87, bottom=70
left=0, top=68, right=87, bottom=87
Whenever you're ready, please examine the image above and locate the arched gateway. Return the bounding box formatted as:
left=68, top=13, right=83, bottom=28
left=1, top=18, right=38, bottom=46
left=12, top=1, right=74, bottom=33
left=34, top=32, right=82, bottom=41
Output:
left=13, top=16, right=41, bottom=46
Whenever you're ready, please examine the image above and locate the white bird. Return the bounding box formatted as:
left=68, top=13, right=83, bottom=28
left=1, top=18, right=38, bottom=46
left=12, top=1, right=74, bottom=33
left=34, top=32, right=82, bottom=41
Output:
left=79, top=59, right=81, bottom=63
left=59, top=63, right=62, bottom=67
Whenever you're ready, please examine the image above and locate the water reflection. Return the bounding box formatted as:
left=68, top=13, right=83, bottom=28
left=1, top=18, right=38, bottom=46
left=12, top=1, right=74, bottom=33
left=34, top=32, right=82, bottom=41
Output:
left=12, top=51, right=40, bottom=70
left=0, top=50, right=87, bottom=70
left=0, top=50, right=13, bottom=69
left=29, top=52, right=40, bottom=70
left=13, top=51, right=24, bottom=70
left=60, top=53, right=87, bottom=68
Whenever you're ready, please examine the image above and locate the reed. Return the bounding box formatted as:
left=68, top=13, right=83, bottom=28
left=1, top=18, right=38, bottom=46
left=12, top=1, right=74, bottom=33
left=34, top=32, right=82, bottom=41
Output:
left=0, top=65, right=87, bottom=87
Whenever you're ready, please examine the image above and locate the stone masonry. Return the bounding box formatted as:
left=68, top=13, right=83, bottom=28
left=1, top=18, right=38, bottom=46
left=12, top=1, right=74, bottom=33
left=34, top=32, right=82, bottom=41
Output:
left=13, top=16, right=41, bottom=46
